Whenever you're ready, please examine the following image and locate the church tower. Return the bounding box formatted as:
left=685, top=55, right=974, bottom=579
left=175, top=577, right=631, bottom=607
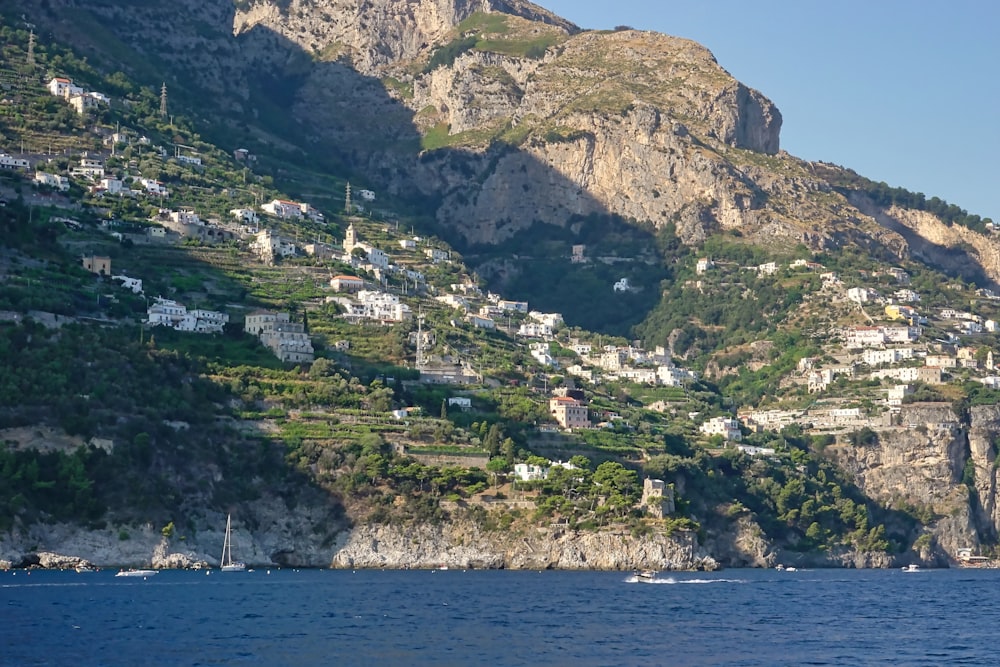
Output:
left=343, top=223, right=357, bottom=253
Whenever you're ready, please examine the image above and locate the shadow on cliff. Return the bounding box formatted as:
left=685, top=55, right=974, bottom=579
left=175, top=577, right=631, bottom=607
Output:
left=847, top=192, right=998, bottom=290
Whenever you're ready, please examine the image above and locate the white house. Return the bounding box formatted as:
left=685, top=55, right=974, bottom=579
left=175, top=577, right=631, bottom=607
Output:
left=231, top=208, right=259, bottom=224
left=147, top=298, right=227, bottom=333
left=466, top=314, right=495, bottom=330
left=756, top=262, right=778, bottom=276
left=261, top=199, right=322, bottom=221
left=100, top=177, right=123, bottom=195
left=0, top=153, right=29, bottom=170
left=862, top=348, right=914, bottom=366
left=528, top=311, right=564, bottom=328
left=886, top=384, right=914, bottom=406
left=696, top=258, right=714, bottom=274
left=357, top=290, right=411, bottom=322
left=424, top=247, right=450, bottom=263
left=330, top=275, right=364, bottom=292
left=262, top=199, right=301, bottom=218
left=48, top=77, right=83, bottom=98
left=613, top=278, right=631, bottom=292
left=139, top=178, right=169, bottom=197
left=498, top=299, right=528, bottom=313
left=518, top=322, right=553, bottom=339
left=399, top=239, right=416, bottom=250
left=435, top=294, right=468, bottom=310
left=447, top=397, right=472, bottom=409
left=34, top=171, right=69, bottom=191
left=700, top=416, right=742, bottom=442
left=847, top=287, right=878, bottom=304
left=514, top=463, right=548, bottom=482
left=71, top=155, right=104, bottom=179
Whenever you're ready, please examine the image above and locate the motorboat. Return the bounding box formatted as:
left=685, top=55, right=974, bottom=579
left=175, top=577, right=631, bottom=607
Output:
left=901, top=564, right=920, bottom=572
left=635, top=570, right=658, bottom=582
left=115, top=569, right=158, bottom=578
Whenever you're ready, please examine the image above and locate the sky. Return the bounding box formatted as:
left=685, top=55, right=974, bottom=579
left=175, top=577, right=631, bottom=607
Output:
left=540, top=1, right=1000, bottom=222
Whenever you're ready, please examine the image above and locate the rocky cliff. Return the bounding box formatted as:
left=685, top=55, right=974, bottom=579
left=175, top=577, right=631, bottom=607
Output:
left=0, top=495, right=342, bottom=569
left=32, top=0, right=998, bottom=280
left=826, top=403, right=998, bottom=561
left=330, top=520, right=718, bottom=570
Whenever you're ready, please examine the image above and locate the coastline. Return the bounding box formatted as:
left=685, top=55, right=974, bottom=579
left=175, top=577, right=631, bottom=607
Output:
left=0, top=517, right=932, bottom=572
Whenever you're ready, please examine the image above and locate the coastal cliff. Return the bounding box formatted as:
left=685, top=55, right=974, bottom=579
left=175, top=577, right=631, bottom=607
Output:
left=330, top=521, right=718, bottom=570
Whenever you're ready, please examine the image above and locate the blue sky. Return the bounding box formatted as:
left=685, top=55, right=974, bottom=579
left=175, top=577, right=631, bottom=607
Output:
left=540, top=1, right=999, bottom=222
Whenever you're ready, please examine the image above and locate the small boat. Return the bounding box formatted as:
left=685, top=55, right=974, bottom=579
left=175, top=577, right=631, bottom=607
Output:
left=75, top=565, right=98, bottom=573
left=220, top=513, right=246, bottom=572
left=901, top=564, right=920, bottom=572
left=115, top=569, right=158, bottom=578
left=635, top=570, right=658, bottom=582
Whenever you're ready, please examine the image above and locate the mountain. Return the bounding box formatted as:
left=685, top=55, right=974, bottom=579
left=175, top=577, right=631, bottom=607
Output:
left=4, top=0, right=1000, bottom=571
left=27, top=1, right=992, bottom=262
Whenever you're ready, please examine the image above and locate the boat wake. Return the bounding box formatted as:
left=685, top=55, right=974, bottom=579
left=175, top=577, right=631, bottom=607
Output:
left=625, top=575, right=746, bottom=585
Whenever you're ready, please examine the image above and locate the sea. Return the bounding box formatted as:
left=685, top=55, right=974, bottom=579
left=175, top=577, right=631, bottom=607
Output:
left=1, top=567, right=995, bottom=666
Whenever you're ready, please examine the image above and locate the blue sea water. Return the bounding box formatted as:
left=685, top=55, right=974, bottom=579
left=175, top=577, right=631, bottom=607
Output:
left=1, top=567, right=996, bottom=666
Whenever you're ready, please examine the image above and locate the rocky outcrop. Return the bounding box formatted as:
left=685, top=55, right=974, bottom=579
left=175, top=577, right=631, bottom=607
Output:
left=330, top=520, right=718, bottom=570
left=234, top=0, right=576, bottom=76
left=968, top=405, right=1000, bottom=541
left=827, top=403, right=978, bottom=558
left=0, top=495, right=343, bottom=569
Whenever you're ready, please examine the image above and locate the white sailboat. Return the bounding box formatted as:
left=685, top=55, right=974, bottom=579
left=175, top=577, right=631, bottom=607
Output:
left=220, top=514, right=246, bottom=572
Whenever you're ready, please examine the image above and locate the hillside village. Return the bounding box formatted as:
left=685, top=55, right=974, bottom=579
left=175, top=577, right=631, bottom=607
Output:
left=14, top=100, right=1000, bottom=465
left=6, top=13, right=1000, bottom=569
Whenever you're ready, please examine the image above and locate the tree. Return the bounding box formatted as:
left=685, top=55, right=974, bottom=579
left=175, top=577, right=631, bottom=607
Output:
left=486, top=457, right=509, bottom=492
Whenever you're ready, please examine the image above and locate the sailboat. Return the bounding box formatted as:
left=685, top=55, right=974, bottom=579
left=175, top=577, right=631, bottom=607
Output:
left=220, top=514, right=246, bottom=572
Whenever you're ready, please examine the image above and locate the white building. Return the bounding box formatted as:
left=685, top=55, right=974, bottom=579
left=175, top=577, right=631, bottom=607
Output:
left=100, top=177, right=123, bottom=195
left=230, top=208, right=259, bottom=224
left=47, top=77, right=83, bottom=98
left=147, top=298, right=228, bottom=334
left=0, top=153, right=29, bottom=170
left=757, top=262, right=778, bottom=276
left=497, top=299, right=528, bottom=313
left=261, top=199, right=323, bottom=221
left=34, top=171, right=69, bottom=191
left=357, top=290, right=411, bottom=322
left=424, top=248, right=450, bottom=263
left=886, top=384, right=914, bottom=406
left=862, top=348, right=914, bottom=366
left=696, top=257, right=714, bottom=274
left=528, top=311, right=564, bottom=328
left=435, top=294, right=468, bottom=310
left=518, top=322, right=553, bottom=339
left=847, top=287, right=878, bottom=304
left=244, top=310, right=314, bottom=363
left=700, top=416, right=742, bottom=442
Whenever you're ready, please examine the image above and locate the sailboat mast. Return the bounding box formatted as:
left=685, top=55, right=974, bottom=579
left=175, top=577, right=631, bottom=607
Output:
left=223, top=514, right=232, bottom=566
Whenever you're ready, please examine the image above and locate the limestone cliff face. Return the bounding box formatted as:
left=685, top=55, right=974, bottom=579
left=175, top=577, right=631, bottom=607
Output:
left=330, top=520, right=719, bottom=570
left=847, top=194, right=1000, bottom=286
left=37, top=0, right=997, bottom=274
left=0, top=495, right=342, bottom=569
left=822, top=403, right=1000, bottom=556
left=234, top=0, right=575, bottom=75
left=968, top=405, right=1000, bottom=541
